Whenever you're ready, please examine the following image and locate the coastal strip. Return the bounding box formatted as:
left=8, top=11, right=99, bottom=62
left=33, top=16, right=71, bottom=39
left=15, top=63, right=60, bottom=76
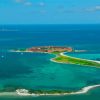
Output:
left=60, top=52, right=100, bottom=64
left=16, top=84, right=100, bottom=96
left=9, top=49, right=100, bottom=67
left=0, top=84, right=100, bottom=97
left=51, top=52, right=100, bottom=68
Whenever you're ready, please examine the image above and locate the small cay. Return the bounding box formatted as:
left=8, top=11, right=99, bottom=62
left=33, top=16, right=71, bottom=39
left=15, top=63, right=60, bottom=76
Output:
left=52, top=52, right=100, bottom=68
left=16, top=84, right=100, bottom=96
left=11, top=46, right=100, bottom=68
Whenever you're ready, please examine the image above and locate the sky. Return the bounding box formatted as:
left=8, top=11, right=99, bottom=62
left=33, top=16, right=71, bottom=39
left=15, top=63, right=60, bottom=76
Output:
left=0, top=0, right=100, bottom=24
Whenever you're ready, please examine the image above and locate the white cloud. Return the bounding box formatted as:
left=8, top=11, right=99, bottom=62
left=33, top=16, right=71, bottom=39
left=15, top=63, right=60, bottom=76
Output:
left=86, top=5, right=100, bottom=12
left=95, top=6, right=100, bottom=10
left=24, top=2, right=32, bottom=6
left=15, top=0, right=32, bottom=6
left=39, top=2, right=45, bottom=7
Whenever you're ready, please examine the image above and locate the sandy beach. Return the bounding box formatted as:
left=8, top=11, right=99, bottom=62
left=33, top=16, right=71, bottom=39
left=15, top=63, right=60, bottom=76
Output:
left=15, top=84, right=100, bottom=96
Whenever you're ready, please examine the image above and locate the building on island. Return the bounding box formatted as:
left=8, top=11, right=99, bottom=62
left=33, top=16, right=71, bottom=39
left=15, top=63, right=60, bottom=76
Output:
left=27, top=46, right=73, bottom=53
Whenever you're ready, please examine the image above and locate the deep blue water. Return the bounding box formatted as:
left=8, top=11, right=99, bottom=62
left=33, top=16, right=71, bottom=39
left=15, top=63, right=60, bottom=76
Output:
left=0, top=24, right=100, bottom=100
left=0, top=24, right=100, bottom=50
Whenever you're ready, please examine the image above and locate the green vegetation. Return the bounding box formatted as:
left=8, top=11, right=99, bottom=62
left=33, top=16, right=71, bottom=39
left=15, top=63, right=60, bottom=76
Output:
left=53, top=55, right=100, bottom=67
left=28, top=89, right=70, bottom=94
left=51, top=51, right=61, bottom=55
left=18, top=48, right=27, bottom=51
left=13, top=48, right=27, bottom=52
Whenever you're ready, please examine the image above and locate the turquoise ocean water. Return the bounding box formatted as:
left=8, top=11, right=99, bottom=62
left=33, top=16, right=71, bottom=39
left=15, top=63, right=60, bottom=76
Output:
left=0, top=24, right=100, bottom=100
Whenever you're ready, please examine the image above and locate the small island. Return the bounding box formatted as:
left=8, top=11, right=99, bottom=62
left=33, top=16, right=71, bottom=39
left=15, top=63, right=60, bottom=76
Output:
left=10, top=46, right=73, bottom=53
left=16, top=84, right=100, bottom=96
left=10, top=46, right=100, bottom=68
left=52, top=53, right=100, bottom=67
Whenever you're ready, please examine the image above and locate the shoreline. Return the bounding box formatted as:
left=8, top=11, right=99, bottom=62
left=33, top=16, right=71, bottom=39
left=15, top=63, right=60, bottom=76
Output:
left=0, top=84, right=99, bottom=97
left=52, top=52, right=100, bottom=68
left=61, top=52, right=100, bottom=64
left=10, top=50, right=100, bottom=64
left=15, top=84, right=100, bottom=96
